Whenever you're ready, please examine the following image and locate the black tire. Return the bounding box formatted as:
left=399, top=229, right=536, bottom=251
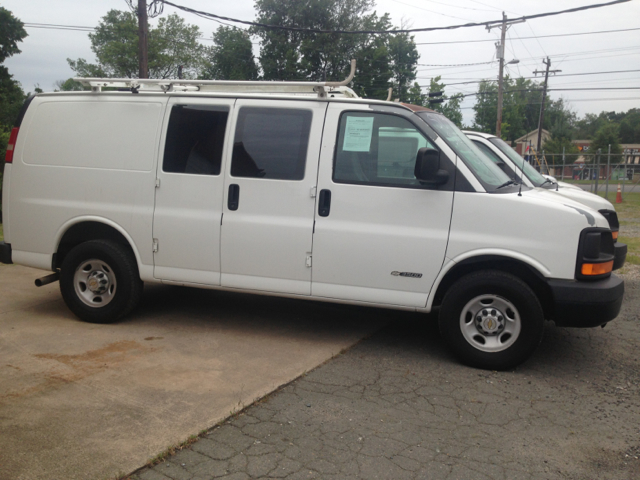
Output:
left=438, top=270, right=544, bottom=370
left=60, top=240, right=143, bottom=324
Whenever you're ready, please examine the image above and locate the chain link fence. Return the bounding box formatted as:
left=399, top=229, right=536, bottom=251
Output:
left=526, top=152, right=640, bottom=198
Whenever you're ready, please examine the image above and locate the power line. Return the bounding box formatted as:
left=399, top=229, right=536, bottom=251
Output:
left=390, top=0, right=473, bottom=21
left=416, top=45, right=640, bottom=72
left=430, top=66, right=640, bottom=86
left=417, top=61, right=495, bottom=67
left=157, top=0, right=630, bottom=35
left=24, top=23, right=94, bottom=32
left=460, top=87, right=640, bottom=98
left=460, top=97, right=640, bottom=109
left=416, top=27, right=640, bottom=45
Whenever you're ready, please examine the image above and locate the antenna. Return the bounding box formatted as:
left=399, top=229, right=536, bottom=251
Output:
left=517, top=153, right=526, bottom=197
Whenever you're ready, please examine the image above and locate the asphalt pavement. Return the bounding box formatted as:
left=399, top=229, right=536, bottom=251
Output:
left=129, top=269, right=640, bottom=480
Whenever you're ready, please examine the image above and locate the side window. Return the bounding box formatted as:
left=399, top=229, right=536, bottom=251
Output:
left=163, top=105, right=229, bottom=175
left=333, top=112, right=437, bottom=187
left=472, top=140, right=512, bottom=176
left=231, top=107, right=312, bottom=180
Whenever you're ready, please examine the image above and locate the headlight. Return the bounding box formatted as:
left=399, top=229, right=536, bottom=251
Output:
left=598, top=210, right=619, bottom=242
left=576, top=228, right=615, bottom=280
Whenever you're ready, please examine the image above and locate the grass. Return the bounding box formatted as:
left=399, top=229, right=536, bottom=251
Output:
left=610, top=192, right=640, bottom=265
left=619, top=237, right=640, bottom=265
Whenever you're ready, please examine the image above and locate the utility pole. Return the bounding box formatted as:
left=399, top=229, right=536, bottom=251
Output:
left=533, top=57, right=561, bottom=153
left=487, top=14, right=524, bottom=139
left=494, top=12, right=507, bottom=139
left=137, top=0, right=149, bottom=78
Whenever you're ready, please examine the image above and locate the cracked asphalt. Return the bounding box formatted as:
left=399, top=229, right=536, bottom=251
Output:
left=129, top=270, right=640, bottom=480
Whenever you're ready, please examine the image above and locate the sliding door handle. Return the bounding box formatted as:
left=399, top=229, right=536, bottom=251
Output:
left=228, top=184, right=240, bottom=211
left=318, top=189, right=331, bottom=217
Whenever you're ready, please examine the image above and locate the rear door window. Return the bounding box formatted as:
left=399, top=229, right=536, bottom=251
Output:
left=163, top=105, right=229, bottom=175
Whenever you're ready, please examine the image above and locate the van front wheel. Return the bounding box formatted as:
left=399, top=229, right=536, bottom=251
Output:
left=438, top=270, right=544, bottom=370
left=60, top=240, right=143, bottom=324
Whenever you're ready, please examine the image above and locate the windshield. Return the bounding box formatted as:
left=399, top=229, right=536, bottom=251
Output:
left=488, top=137, right=549, bottom=187
left=417, top=112, right=514, bottom=191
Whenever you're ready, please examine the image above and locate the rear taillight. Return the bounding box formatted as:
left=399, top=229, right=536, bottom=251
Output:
left=5, top=127, right=19, bottom=163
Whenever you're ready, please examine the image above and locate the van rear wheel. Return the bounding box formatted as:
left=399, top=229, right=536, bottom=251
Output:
left=438, top=270, right=544, bottom=370
left=60, top=240, right=143, bottom=324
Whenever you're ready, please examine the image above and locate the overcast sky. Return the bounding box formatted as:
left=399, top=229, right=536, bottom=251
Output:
left=3, top=0, right=639, bottom=126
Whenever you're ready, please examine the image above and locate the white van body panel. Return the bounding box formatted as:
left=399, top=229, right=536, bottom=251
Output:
left=445, top=189, right=608, bottom=281
left=548, top=186, right=615, bottom=212
left=49, top=215, right=152, bottom=281
left=7, top=95, right=167, bottom=271
left=1, top=163, right=11, bottom=242
left=554, top=180, right=582, bottom=190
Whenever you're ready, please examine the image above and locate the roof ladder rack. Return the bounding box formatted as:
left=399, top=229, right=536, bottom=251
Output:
left=75, top=60, right=358, bottom=98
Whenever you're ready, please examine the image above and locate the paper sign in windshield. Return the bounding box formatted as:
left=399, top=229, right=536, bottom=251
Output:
left=343, top=116, right=374, bottom=152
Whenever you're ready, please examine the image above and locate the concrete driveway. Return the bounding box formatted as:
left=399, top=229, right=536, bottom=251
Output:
left=0, top=265, right=388, bottom=480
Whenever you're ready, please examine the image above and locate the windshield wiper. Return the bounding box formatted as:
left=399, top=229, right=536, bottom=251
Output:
left=539, top=178, right=554, bottom=188
left=496, top=179, right=518, bottom=189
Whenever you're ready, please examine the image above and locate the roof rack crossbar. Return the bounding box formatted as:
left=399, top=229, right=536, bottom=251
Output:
left=74, top=60, right=357, bottom=98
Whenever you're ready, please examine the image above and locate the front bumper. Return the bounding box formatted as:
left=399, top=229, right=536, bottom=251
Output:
left=548, top=274, right=624, bottom=328
left=0, top=241, right=12, bottom=264
left=613, top=242, right=627, bottom=270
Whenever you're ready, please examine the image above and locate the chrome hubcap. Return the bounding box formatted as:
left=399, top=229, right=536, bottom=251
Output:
left=74, top=259, right=117, bottom=307
left=460, top=294, right=521, bottom=352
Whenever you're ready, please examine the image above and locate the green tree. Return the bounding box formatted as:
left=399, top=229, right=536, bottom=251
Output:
left=406, top=82, right=425, bottom=106
left=0, top=7, right=27, bottom=63
left=471, top=76, right=575, bottom=144
left=149, top=14, right=205, bottom=79
left=0, top=7, right=28, bottom=209
left=471, top=80, right=498, bottom=134
left=574, top=112, right=608, bottom=139
left=388, top=31, right=418, bottom=102
left=68, top=10, right=205, bottom=79
left=590, top=123, right=622, bottom=159
left=542, top=122, right=579, bottom=155
left=201, top=27, right=258, bottom=80
left=254, top=0, right=378, bottom=82
left=618, top=108, right=640, bottom=143
left=424, top=76, right=463, bottom=126
left=251, top=0, right=418, bottom=99
left=54, top=78, right=86, bottom=91
left=351, top=15, right=393, bottom=100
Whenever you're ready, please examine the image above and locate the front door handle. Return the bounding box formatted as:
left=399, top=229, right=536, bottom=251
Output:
left=228, top=184, right=240, bottom=211
left=318, top=189, right=331, bottom=217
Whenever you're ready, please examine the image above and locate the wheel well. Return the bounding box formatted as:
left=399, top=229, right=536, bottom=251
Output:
left=433, top=256, right=555, bottom=319
left=54, top=222, right=133, bottom=270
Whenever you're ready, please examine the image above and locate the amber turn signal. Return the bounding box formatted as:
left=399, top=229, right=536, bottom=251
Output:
left=612, top=231, right=618, bottom=240
left=581, top=261, right=614, bottom=276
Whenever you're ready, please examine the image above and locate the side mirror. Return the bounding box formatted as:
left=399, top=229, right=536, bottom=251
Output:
left=414, top=147, right=449, bottom=185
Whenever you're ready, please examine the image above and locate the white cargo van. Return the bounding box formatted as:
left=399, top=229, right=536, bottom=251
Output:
left=0, top=76, right=626, bottom=370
